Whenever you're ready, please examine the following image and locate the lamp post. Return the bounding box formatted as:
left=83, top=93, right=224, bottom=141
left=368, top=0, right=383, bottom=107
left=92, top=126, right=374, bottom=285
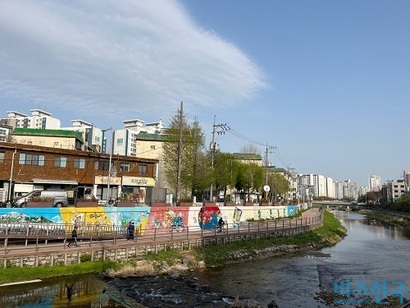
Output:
left=102, top=127, right=113, bottom=205
left=8, top=149, right=17, bottom=202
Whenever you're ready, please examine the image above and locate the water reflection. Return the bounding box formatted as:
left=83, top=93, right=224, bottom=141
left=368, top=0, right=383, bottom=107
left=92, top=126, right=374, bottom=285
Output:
left=0, top=274, right=124, bottom=308
left=192, top=210, right=410, bottom=307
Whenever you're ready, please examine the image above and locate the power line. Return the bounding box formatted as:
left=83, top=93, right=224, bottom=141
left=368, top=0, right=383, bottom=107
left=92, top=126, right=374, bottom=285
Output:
left=224, top=125, right=291, bottom=169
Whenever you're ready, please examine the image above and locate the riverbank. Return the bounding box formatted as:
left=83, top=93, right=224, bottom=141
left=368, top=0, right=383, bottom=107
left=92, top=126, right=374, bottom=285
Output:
left=103, top=210, right=346, bottom=277
left=98, top=210, right=348, bottom=307
left=359, top=209, right=410, bottom=228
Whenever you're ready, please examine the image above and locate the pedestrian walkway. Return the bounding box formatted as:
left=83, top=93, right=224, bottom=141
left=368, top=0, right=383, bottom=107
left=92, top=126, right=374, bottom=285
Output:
left=0, top=208, right=323, bottom=266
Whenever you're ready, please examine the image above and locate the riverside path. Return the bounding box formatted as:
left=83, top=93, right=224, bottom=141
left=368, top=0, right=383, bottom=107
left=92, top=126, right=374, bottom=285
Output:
left=0, top=208, right=323, bottom=268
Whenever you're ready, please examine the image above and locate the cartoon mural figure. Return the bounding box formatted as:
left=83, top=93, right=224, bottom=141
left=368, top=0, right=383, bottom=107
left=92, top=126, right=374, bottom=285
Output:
left=71, top=214, right=84, bottom=228
left=154, top=218, right=161, bottom=229
left=287, top=205, right=298, bottom=217
left=150, top=209, right=186, bottom=233
left=233, top=207, right=242, bottom=228
left=171, top=214, right=184, bottom=232
left=198, top=205, right=220, bottom=230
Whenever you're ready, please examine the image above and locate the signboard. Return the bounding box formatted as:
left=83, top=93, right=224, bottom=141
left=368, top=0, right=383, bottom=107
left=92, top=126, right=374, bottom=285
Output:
left=122, top=176, right=156, bottom=187
left=94, top=176, right=121, bottom=185
left=263, top=185, right=271, bottom=192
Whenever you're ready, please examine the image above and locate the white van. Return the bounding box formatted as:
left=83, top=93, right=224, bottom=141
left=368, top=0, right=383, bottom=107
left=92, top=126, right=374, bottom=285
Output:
left=14, top=190, right=69, bottom=207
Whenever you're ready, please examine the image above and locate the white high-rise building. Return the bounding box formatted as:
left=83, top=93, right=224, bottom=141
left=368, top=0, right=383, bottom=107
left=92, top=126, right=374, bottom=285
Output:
left=62, top=119, right=105, bottom=152
left=7, top=109, right=61, bottom=129
left=403, top=171, right=410, bottom=192
left=326, top=177, right=336, bottom=199
left=113, top=119, right=164, bottom=156
left=369, top=175, right=381, bottom=191
left=343, top=180, right=358, bottom=200
left=335, top=182, right=344, bottom=200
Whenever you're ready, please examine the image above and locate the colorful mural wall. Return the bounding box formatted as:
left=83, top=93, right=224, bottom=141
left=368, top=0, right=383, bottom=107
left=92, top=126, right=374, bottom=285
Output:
left=0, top=205, right=301, bottom=233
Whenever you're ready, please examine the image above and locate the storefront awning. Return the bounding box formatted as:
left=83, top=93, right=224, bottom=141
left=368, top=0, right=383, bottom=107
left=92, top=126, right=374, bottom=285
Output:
left=33, top=178, right=78, bottom=185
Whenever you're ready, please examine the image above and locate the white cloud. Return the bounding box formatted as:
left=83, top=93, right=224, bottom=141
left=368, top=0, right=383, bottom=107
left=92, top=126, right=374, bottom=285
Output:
left=0, top=0, right=267, bottom=121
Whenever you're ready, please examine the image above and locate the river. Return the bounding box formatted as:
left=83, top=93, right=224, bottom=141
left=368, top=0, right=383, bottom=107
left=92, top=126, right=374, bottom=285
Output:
left=0, top=210, right=409, bottom=307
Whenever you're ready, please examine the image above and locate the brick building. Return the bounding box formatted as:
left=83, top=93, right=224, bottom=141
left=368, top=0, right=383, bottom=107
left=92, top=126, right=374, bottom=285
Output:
left=0, top=142, right=159, bottom=205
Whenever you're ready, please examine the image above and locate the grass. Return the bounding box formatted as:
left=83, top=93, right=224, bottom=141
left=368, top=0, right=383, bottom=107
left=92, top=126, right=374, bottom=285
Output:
left=314, top=210, right=347, bottom=240
left=0, top=261, right=120, bottom=284
left=360, top=210, right=410, bottom=228
left=144, top=247, right=183, bottom=265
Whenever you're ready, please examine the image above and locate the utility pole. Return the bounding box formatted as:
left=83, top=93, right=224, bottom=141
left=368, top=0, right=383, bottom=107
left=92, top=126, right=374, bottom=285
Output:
left=264, top=144, right=276, bottom=200
left=209, top=116, right=229, bottom=202
left=175, top=101, right=183, bottom=205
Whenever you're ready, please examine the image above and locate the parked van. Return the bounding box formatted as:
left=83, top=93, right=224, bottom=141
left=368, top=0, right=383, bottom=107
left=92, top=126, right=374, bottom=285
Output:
left=14, top=190, right=69, bottom=207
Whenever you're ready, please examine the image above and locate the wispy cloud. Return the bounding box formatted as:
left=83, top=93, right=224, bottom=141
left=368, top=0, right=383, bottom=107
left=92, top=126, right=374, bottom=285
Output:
left=0, top=0, right=267, bottom=120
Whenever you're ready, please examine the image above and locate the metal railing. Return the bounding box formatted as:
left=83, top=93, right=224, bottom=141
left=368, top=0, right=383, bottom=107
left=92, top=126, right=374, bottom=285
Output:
left=0, top=213, right=323, bottom=254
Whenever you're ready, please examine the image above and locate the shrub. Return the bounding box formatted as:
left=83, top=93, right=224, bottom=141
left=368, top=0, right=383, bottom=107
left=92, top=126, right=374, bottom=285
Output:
left=80, top=253, right=92, bottom=262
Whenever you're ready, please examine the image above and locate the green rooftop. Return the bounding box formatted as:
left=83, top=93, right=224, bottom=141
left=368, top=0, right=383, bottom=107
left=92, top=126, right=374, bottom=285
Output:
left=232, top=152, right=263, bottom=161
left=135, top=131, right=167, bottom=141
left=12, top=128, right=84, bottom=143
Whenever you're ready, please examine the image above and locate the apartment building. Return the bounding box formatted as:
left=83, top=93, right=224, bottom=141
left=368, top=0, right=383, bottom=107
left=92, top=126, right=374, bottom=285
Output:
left=369, top=175, right=382, bottom=191
left=326, top=177, right=336, bottom=199
left=63, top=119, right=106, bottom=153
left=5, top=109, right=61, bottom=129
left=113, top=119, right=164, bottom=157
left=403, top=171, right=410, bottom=192
left=381, top=179, right=406, bottom=203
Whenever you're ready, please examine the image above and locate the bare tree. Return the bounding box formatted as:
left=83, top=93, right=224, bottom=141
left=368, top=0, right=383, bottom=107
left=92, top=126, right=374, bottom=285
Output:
left=240, top=144, right=260, bottom=155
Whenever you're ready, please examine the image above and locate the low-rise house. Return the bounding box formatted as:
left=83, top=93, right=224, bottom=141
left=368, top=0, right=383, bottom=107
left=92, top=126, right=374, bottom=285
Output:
left=0, top=142, right=160, bottom=205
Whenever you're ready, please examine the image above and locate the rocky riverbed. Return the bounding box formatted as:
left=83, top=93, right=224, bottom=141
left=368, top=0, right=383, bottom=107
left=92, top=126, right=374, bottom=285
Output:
left=102, top=273, right=264, bottom=308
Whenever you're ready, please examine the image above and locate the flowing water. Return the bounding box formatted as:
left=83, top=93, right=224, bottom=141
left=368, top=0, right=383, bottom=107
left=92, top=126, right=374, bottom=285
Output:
left=0, top=211, right=409, bottom=307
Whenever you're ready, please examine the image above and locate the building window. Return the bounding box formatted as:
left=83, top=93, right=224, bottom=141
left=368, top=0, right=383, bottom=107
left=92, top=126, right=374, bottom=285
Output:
left=74, top=158, right=86, bottom=169
left=120, top=163, right=130, bottom=172
left=150, top=145, right=156, bottom=150
left=54, top=156, right=67, bottom=168
left=19, top=153, right=45, bottom=166
left=94, top=161, right=110, bottom=170
left=117, top=138, right=124, bottom=145
left=138, top=164, right=148, bottom=174
left=0, top=152, right=4, bottom=164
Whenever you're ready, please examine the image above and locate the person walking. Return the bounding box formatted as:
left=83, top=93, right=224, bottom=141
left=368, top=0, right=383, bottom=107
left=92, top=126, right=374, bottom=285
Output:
left=126, top=222, right=135, bottom=240
left=68, top=226, right=78, bottom=247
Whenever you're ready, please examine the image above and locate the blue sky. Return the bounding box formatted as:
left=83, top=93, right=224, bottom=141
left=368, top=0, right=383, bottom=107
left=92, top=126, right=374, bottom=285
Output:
left=0, top=0, right=409, bottom=187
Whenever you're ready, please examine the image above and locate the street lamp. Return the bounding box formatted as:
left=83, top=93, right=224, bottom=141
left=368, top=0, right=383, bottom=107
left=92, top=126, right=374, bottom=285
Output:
left=102, top=127, right=113, bottom=205
left=8, top=149, right=17, bottom=203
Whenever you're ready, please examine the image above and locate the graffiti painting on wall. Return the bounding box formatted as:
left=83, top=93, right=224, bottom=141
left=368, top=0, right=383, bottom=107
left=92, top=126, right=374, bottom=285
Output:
left=198, top=205, right=221, bottom=230
left=233, top=207, right=242, bottom=226
left=150, top=208, right=187, bottom=233
left=287, top=206, right=298, bottom=217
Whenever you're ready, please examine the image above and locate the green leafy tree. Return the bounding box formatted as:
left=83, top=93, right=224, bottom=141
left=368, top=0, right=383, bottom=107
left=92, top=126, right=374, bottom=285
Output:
left=213, top=152, right=237, bottom=202
left=192, top=152, right=212, bottom=201
left=267, top=173, right=290, bottom=202
left=234, top=162, right=264, bottom=202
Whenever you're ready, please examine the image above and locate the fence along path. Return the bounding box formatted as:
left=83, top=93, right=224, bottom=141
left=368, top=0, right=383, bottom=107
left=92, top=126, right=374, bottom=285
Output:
left=0, top=208, right=323, bottom=267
